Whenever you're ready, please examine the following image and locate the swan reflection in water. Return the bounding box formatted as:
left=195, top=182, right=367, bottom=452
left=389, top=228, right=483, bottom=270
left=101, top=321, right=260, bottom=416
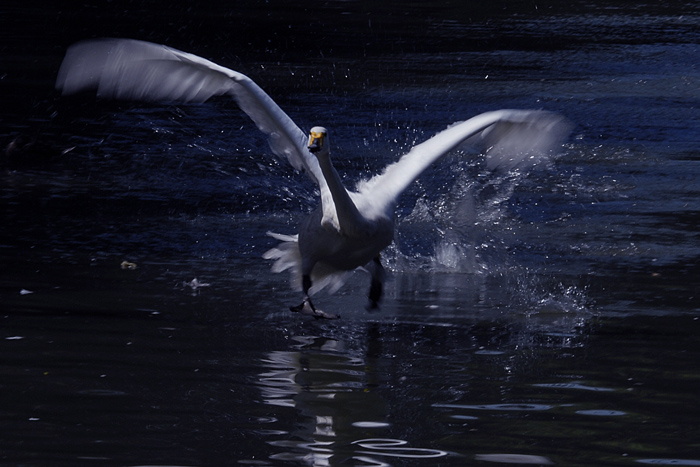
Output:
left=252, top=283, right=589, bottom=465
left=256, top=334, right=449, bottom=465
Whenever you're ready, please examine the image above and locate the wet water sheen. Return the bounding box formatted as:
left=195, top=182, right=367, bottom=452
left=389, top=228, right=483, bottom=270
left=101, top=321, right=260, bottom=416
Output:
left=2, top=1, right=700, bottom=466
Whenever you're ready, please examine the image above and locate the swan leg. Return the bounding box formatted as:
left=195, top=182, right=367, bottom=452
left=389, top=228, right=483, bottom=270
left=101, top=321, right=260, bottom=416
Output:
left=366, top=255, right=385, bottom=311
left=290, top=274, right=339, bottom=319
left=289, top=274, right=313, bottom=312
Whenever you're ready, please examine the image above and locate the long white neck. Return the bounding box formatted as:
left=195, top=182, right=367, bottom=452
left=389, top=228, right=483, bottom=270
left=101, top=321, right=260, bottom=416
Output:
left=316, top=153, right=368, bottom=237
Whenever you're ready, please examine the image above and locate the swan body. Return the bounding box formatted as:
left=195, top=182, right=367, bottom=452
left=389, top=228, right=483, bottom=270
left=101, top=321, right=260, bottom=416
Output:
left=56, top=38, right=570, bottom=317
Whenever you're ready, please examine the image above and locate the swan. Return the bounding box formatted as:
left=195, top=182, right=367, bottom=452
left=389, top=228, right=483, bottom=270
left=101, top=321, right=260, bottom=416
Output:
left=56, top=38, right=570, bottom=318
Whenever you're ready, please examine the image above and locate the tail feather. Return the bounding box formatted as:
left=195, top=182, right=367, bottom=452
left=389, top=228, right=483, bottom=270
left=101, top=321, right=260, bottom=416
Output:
left=263, top=231, right=351, bottom=295
left=262, top=232, right=301, bottom=276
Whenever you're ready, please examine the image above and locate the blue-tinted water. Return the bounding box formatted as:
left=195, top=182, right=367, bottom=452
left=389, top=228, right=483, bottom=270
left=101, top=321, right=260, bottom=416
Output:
left=2, top=1, right=700, bottom=465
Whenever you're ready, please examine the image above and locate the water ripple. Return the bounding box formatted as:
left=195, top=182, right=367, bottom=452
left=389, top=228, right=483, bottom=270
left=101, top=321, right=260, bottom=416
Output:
left=351, top=438, right=449, bottom=459
left=352, top=421, right=391, bottom=428
left=533, top=382, right=616, bottom=392
left=476, top=453, right=554, bottom=464
left=637, top=460, right=700, bottom=466
left=433, top=403, right=554, bottom=411
left=576, top=409, right=626, bottom=416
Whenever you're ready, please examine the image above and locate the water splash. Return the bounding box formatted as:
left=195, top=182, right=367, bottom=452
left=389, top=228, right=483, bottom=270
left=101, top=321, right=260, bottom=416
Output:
left=382, top=151, right=593, bottom=329
left=388, top=155, right=536, bottom=274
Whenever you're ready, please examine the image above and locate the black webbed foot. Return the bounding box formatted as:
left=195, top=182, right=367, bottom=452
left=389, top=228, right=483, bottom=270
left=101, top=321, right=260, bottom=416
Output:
left=366, top=255, right=385, bottom=312
left=290, top=298, right=339, bottom=319
left=367, top=277, right=382, bottom=311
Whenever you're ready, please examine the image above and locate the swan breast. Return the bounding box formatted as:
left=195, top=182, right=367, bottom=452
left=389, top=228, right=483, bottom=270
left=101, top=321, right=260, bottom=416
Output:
left=298, top=208, right=394, bottom=272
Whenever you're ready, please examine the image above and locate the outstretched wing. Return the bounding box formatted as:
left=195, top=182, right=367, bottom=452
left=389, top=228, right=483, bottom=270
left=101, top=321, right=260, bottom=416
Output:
left=56, top=38, right=323, bottom=185
left=357, top=110, right=571, bottom=220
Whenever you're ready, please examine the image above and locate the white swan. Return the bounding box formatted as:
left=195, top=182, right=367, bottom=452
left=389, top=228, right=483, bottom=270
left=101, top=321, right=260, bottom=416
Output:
left=56, top=38, right=570, bottom=318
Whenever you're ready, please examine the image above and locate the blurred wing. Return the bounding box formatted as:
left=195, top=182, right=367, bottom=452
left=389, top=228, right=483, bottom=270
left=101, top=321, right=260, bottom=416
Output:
left=56, top=38, right=323, bottom=184
left=358, top=110, right=570, bottom=219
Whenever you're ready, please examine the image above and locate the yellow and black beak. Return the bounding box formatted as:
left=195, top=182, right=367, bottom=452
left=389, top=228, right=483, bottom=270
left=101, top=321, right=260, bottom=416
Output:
left=308, top=130, right=325, bottom=153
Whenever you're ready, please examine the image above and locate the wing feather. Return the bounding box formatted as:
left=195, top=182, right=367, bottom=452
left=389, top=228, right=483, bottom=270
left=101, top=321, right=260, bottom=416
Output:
left=358, top=110, right=570, bottom=219
left=56, top=38, right=323, bottom=184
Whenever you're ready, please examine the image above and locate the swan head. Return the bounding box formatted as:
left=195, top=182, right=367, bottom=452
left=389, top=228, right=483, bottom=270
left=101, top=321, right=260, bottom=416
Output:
left=308, top=126, right=329, bottom=157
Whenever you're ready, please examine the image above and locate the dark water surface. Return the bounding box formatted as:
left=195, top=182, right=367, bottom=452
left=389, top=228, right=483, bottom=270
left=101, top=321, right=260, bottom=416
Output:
left=2, top=1, right=700, bottom=465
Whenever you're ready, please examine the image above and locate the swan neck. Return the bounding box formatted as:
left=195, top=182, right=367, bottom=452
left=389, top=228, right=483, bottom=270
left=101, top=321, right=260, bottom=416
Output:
left=317, top=153, right=365, bottom=234
left=317, top=154, right=349, bottom=205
